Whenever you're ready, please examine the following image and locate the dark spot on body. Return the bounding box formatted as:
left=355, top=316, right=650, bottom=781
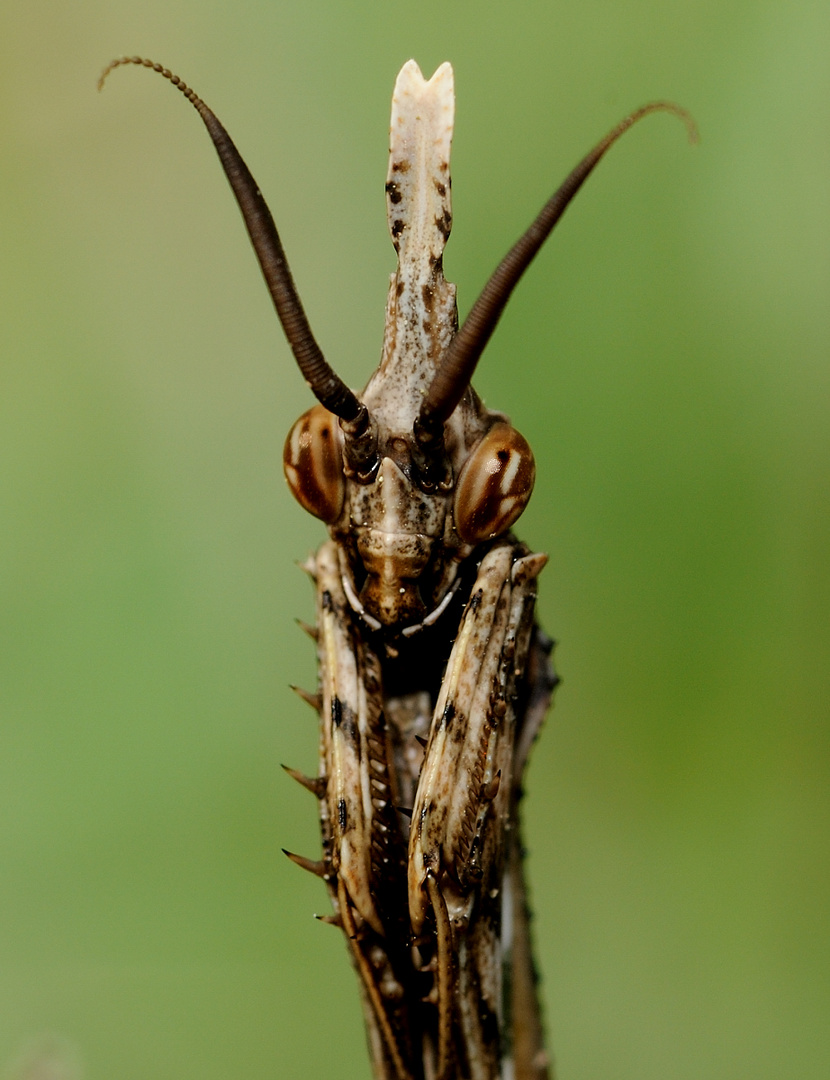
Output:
left=421, top=283, right=434, bottom=310
left=385, top=180, right=402, bottom=205
left=338, top=798, right=348, bottom=831
left=396, top=279, right=405, bottom=296
left=391, top=159, right=410, bottom=173
left=469, top=589, right=483, bottom=614
left=441, top=701, right=456, bottom=729
left=322, top=590, right=334, bottom=612
left=433, top=178, right=446, bottom=197
left=434, top=210, right=451, bottom=240
left=331, top=696, right=343, bottom=727
left=391, top=219, right=405, bottom=239
left=449, top=713, right=468, bottom=744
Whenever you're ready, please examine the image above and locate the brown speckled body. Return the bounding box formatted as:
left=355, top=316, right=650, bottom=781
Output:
left=287, top=63, right=555, bottom=1080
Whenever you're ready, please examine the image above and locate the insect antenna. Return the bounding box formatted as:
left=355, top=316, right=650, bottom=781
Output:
left=414, top=101, right=698, bottom=448
left=98, top=57, right=369, bottom=432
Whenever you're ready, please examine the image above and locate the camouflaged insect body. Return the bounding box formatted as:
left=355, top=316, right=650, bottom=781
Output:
left=285, top=65, right=555, bottom=1080
left=104, top=48, right=693, bottom=1080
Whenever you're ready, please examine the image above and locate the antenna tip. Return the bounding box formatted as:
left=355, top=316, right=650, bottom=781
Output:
left=97, top=56, right=140, bottom=92
left=96, top=56, right=194, bottom=103
left=648, top=101, right=700, bottom=145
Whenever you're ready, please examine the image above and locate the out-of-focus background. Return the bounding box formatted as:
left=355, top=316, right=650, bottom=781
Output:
left=1, top=1, right=827, bottom=1078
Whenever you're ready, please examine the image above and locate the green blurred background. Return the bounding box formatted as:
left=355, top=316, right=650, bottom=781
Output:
left=1, top=1, right=827, bottom=1077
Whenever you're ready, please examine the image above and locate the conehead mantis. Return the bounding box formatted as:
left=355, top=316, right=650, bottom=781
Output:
left=100, top=55, right=695, bottom=1080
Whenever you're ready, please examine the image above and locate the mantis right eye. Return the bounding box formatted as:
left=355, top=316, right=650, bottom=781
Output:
left=283, top=404, right=345, bottom=524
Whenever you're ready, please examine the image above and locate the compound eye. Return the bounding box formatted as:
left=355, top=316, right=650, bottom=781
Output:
left=283, top=404, right=345, bottom=524
left=454, top=422, right=535, bottom=544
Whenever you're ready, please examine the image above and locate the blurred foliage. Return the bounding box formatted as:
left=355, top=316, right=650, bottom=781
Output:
left=0, top=1, right=828, bottom=1078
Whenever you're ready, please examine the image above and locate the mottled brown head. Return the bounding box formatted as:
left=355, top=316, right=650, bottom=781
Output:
left=102, top=57, right=695, bottom=627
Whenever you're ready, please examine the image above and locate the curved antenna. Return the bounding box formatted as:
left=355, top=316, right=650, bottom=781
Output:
left=415, top=101, right=698, bottom=440
left=99, top=57, right=366, bottom=426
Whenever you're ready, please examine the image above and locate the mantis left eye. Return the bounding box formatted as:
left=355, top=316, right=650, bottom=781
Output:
left=453, top=422, right=536, bottom=544
left=283, top=404, right=345, bottom=524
